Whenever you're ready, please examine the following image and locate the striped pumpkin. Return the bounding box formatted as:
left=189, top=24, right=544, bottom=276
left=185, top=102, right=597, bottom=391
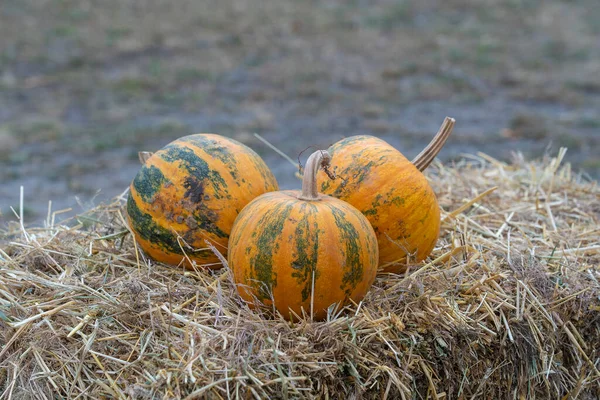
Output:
left=228, top=150, right=379, bottom=321
left=317, top=136, right=440, bottom=273
left=127, top=133, right=278, bottom=269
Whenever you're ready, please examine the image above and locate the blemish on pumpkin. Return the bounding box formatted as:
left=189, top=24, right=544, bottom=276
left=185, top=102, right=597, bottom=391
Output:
left=183, top=177, right=205, bottom=204
left=185, top=215, right=198, bottom=229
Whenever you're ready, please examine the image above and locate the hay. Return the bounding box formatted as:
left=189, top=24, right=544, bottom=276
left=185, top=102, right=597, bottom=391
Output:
left=1, top=149, right=599, bottom=399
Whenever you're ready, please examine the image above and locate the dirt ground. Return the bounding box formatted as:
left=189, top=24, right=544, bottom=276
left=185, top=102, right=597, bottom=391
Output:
left=1, top=0, right=599, bottom=224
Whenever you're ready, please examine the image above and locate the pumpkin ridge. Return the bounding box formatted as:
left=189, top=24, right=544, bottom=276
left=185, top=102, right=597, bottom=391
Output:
left=290, top=202, right=321, bottom=302
left=247, top=200, right=295, bottom=300
left=324, top=202, right=364, bottom=295
left=337, top=198, right=380, bottom=269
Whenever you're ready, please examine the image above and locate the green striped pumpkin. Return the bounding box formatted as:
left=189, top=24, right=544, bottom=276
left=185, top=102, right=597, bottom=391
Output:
left=317, top=135, right=441, bottom=273
left=127, top=133, right=278, bottom=268
left=228, top=150, right=378, bottom=320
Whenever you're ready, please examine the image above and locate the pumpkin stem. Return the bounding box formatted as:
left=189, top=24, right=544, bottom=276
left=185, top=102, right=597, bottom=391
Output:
left=412, top=117, right=455, bottom=171
left=138, top=151, right=154, bottom=165
left=299, top=150, right=332, bottom=201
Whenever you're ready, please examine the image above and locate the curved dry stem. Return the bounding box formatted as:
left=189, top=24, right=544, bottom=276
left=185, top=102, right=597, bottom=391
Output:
left=298, top=150, right=331, bottom=201
left=138, top=151, right=154, bottom=165
left=412, top=117, right=455, bottom=172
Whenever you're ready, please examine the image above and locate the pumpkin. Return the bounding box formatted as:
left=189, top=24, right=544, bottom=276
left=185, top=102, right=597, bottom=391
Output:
left=126, top=133, right=278, bottom=269
left=317, top=117, right=454, bottom=273
left=228, top=150, right=379, bottom=321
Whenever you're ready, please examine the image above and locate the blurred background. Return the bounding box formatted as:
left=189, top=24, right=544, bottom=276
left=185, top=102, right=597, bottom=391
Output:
left=1, top=0, right=599, bottom=224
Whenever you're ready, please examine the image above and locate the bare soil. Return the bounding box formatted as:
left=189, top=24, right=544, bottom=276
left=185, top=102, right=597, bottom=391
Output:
left=1, top=0, right=599, bottom=223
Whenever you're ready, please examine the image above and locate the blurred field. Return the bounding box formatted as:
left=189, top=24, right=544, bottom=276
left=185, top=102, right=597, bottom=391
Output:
left=1, top=0, right=599, bottom=222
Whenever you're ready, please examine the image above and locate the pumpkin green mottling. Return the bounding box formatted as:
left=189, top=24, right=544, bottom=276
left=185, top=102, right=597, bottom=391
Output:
left=326, top=203, right=365, bottom=295
left=132, top=165, right=169, bottom=202
left=161, top=144, right=230, bottom=200
left=290, top=203, right=321, bottom=302
left=245, top=201, right=294, bottom=300
left=182, top=135, right=241, bottom=182
left=126, top=194, right=183, bottom=255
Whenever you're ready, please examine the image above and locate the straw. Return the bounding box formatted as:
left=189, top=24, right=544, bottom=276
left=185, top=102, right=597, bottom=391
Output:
left=0, top=149, right=598, bottom=398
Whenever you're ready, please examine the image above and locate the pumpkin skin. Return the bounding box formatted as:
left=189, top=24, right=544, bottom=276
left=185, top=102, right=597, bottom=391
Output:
left=228, top=151, right=379, bottom=321
left=127, top=133, right=278, bottom=269
left=317, top=135, right=440, bottom=273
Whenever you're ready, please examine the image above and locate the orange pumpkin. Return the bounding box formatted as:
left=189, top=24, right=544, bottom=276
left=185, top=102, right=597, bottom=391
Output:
left=127, top=133, right=278, bottom=269
left=317, top=118, right=454, bottom=273
left=228, top=150, right=379, bottom=320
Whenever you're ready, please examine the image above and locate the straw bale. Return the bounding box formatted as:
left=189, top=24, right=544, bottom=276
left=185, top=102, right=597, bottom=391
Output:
left=1, top=150, right=598, bottom=399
